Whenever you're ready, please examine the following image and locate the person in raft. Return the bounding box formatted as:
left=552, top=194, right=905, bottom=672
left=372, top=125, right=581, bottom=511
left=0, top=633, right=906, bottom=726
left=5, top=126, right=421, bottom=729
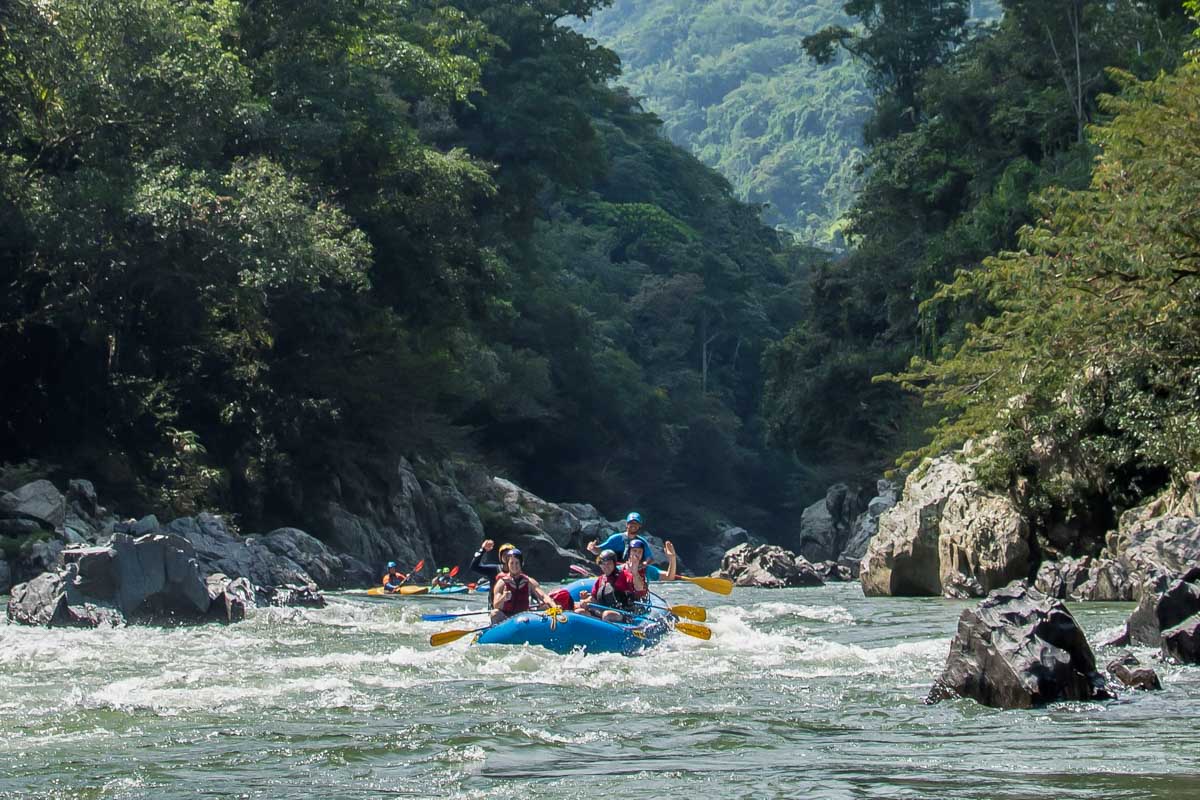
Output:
left=381, top=562, right=407, bottom=592
left=578, top=538, right=677, bottom=622
left=491, top=548, right=561, bottom=624
left=587, top=511, right=657, bottom=565
left=469, top=539, right=515, bottom=597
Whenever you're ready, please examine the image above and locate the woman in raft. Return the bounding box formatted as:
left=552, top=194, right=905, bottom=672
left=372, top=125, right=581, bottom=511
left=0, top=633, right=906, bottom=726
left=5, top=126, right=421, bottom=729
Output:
left=577, top=537, right=676, bottom=622
left=491, top=548, right=563, bottom=624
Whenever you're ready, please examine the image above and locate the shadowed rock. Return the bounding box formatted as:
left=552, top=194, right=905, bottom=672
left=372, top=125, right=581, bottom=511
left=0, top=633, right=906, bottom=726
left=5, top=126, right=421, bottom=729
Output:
left=1162, top=618, right=1200, bottom=664
left=1122, top=567, right=1200, bottom=646
left=927, top=581, right=1111, bottom=708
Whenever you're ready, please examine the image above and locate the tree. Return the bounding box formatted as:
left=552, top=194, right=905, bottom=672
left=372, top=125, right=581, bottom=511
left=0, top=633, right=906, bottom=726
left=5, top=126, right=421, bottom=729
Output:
left=803, top=0, right=970, bottom=137
left=882, top=61, right=1200, bottom=515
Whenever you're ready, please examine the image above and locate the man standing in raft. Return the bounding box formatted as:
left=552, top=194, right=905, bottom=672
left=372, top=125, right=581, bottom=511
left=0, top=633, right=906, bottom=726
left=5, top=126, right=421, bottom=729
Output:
left=587, top=511, right=658, bottom=564
left=491, top=548, right=561, bottom=624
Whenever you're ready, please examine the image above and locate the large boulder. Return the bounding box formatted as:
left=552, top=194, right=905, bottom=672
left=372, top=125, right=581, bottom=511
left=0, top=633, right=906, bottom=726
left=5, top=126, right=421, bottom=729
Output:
left=1162, top=618, right=1200, bottom=664
left=1110, top=516, right=1200, bottom=595
left=839, top=480, right=898, bottom=575
left=0, top=480, right=65, bottom=531
left=717, top=543, right=823, bottom=588
left=792, top=483, right=863, bottom=564
left=927, top=581, right=1112, bottom=708
left=0, top=556, right=10, bottom=594
left=164, top=514, right=350, bottom=589
left=6, top=533, right=213, bottom=626
left=861, top=452, right=1031, bottom=598
left=1035, top=556, right=1135, bottom=602
left=1121, top=567, right=1200, bottom=646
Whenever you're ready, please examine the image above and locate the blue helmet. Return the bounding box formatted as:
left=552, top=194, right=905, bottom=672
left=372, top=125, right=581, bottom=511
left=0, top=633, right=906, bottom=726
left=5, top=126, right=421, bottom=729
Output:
left=387, top=561, right=397, bottom=569
left=627, top=538, right=648, bottom=553
left=625, top=512, right=643, bottom=525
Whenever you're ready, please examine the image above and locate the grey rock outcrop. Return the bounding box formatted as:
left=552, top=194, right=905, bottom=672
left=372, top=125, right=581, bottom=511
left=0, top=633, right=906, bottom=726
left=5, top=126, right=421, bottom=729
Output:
left=162, top=514, right=348, bottom=590
left=1121, top=567, right=1200, bottom=647
left=0, top=556, right=10, bottom=594
left=717, top=543, right=823, bottom=588
left=927, top=581, right=1111, bottom=708
left=318, top=458, right=436, bottom=575
left=1035, top=556, right=1135, bottom=602
left=861, top=452, right=1030, bottom=598
left=0, top=480, right=66, bottom=532
left=793, top=484, right=864, bottom=564
left=839, top=480, right=898, bottom=575
left=7, top=533, right=212, bottom=626
left=1162, top=618, right=1200, bottom=664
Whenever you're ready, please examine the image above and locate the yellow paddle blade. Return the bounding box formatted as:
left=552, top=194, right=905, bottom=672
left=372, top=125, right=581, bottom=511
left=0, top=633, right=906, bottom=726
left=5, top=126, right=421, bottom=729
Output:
left=677, top=575, right=733, bottom=595
left=399, top=585, right=428, bottom=595
left=367, top=587, right=386, bottom=596
left=430, top=628, right=476, bottom=647
left=674, top=620, right=712, bottom=640
left=670, top=604, right=707, bottom=622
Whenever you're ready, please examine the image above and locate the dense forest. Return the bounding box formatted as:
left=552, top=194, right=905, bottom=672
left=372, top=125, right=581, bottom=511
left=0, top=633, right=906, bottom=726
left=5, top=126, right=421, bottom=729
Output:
left=4, top=0, right=1200, bottom=562
left=763, top=0, right=1200, bottom=539
left=0, top=0, right=817, bottom=548
left=577, top=0, right=1002, bottom=246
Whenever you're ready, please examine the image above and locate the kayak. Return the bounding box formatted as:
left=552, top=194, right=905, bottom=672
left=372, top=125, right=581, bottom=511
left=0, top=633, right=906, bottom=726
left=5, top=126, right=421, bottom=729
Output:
left=366, top=585, right=481, bottom=600
left=474, top=578, right=673, bottom=655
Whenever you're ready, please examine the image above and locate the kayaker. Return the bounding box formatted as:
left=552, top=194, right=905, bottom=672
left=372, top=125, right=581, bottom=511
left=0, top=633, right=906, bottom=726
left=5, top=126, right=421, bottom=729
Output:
left=491, top=548, right=560, bottom=624
left=587, top=511, right=658, bottom=564
left=432, top=568, right=452, bottom=589
left=381, top=562, right=407, bottom=592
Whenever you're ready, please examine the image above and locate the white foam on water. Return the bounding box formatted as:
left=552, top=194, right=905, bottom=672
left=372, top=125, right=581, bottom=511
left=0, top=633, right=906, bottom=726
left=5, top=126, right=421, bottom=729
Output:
left=732, top=601, right=855, bottom=625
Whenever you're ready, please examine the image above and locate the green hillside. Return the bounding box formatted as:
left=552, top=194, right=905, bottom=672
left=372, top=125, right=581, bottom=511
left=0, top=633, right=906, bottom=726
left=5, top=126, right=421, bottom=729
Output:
left=578, top=0, right=1005, bottom=247
left=578, top=0, right=871, bottom=247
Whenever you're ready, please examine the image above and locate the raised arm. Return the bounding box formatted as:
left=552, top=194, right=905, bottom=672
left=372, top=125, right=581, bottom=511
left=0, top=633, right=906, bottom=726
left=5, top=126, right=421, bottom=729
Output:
left=663, top=540, right=677, bottom=582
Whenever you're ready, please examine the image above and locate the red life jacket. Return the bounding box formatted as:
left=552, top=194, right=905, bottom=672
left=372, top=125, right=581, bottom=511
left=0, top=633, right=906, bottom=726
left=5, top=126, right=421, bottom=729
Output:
left=617, top=565, right=650, bottom=600
left=592, top=572, right=633, bottom=610
left=496, top=573, right=531, bottom=614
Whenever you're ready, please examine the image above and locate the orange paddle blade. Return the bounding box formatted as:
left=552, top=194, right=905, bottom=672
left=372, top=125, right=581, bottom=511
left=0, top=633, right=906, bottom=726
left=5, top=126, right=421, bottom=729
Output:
left=430, top=628, right=476, bottom=647
left=677, top=575, right=733, bottom=595
left=674, top=620, right=712, bottom=640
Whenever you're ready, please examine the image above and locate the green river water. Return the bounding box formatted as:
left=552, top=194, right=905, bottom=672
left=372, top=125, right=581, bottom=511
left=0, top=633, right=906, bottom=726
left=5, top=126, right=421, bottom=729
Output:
left=2, top=583, right=1198, bottom=799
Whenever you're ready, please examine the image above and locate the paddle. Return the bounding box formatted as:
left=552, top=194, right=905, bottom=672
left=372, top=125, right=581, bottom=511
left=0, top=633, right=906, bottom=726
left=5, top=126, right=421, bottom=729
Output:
left=673, top=575, right=733, bottom=595
left=569, top=564, right=594, bottom=577
left=430, top=625, right=489, bottom=647
left=421, top=609, right=490, bottom=622
left=391, top=559, right=425, bottom=591
left=673, top=620, right=713, bottom=640
left=659, top=604, right=706, bottom=622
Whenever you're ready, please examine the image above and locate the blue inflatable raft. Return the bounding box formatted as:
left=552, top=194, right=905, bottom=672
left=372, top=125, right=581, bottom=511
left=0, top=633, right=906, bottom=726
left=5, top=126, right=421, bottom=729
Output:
left=474, top=578, right=673, bottom=655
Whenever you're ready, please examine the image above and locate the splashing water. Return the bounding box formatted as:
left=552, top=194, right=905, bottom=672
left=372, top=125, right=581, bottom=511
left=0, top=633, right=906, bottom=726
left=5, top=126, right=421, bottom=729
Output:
left=2, top=584, right=1198, bottom=799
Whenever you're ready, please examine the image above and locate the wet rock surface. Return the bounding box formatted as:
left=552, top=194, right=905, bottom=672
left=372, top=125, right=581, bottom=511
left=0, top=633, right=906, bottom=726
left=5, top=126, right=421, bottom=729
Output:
left=927, top=581, right=1111, bottom=708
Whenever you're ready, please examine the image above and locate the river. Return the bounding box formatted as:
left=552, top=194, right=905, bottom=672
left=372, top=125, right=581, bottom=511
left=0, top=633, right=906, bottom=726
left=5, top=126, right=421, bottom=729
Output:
left=2, top=583, right=1198, bottom=799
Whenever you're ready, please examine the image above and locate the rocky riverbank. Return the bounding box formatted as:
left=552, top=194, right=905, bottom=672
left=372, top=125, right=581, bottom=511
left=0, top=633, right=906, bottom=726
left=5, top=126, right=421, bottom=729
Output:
left=1, top=464, right=730, bottom=627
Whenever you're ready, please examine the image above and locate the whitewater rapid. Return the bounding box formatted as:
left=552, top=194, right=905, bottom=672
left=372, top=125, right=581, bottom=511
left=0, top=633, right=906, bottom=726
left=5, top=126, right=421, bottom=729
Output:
left=2, top=584, right=1198, bottom=799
